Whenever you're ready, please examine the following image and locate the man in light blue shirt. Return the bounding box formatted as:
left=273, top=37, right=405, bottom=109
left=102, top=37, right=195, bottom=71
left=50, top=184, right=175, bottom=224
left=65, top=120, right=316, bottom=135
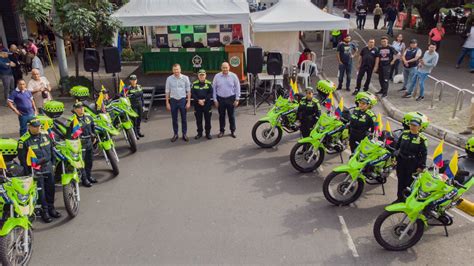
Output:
left=212, top=62, right=240, bottom=138
left=165, top=64, right=191, bottom=142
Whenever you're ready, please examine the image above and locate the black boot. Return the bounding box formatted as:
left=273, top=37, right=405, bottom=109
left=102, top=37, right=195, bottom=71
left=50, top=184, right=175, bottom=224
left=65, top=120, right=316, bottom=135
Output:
left=48, top=208, right=62, bottom=218
left=82, top=178, right=92, bottom=187
left=41, top=209, right=52, bottom=223
left=88, top=176, right=98, bottom=183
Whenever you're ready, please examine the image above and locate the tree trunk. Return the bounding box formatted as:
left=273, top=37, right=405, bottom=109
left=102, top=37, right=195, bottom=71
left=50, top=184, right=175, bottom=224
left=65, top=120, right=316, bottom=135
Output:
left=403, top=1, right=413, bottom=30
left=73, top=39, right=80, bottom=78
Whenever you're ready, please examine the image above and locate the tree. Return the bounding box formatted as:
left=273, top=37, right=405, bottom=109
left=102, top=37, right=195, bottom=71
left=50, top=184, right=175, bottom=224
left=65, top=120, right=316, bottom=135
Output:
left=403, top=0, right=463, bottom=31
left=22, top=0, right=121, bottom=77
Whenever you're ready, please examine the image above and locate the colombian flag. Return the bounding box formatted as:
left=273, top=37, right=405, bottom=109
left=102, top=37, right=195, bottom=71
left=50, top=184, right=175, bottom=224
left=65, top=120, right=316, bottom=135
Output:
left=335, top=97, right=344, bottom=119
left=0, top=152, right=6, bottom=170
left=27, top=147, right=41, bottom=170
left=433, top=140, right=444, bottom=168
left=119, top=79, right=127, bottom=96
left=324, top=92, right=334, bottom=110
left=374, top=114, right=383, bottom=133
left=385, top=120, right=393, bottom=145
left=288, top=86, right=294, bottom=101
left=43, top=120, right=55, bottom=140
left=71, top=116, right=83, bottom=139
left=444, top=151, right=458, bottom=180
left=96, top=90, right=105, bottom=112
left=291, top=78, right=299, bottom=94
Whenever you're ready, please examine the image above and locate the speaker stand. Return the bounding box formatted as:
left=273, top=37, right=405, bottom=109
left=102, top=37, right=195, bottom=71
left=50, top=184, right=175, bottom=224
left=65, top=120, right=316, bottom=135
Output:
left=90, top=71, right=96, bottom=101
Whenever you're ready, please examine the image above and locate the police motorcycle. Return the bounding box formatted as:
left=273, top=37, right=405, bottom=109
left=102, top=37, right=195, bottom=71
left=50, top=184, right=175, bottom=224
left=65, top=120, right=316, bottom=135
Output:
left=322, top=130, right=400, bottom=206
left=106, top=94, right=139, bottom=153
left=251, top=96, right=300, bottom=148
left=36, top=114, right=81, bottom=217
left=0, top=139, right=36, bottom=265
left=69, top=86, right=120, bottom=176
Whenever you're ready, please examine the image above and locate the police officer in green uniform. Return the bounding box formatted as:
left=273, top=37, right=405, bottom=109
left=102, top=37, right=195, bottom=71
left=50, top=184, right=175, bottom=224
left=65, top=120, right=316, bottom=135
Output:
left=124, top=74, right=145, bottom=138
left=297, top=87, right=321, bottom=138
left=348, top=91, right=377, bottom=152
left=394, top=116, right=428, bottom=202
left=17, top=118, right=60, bottom=223
left=191, top=69, right=213, bottom=140
left=66, top=102, right=96, bottom=187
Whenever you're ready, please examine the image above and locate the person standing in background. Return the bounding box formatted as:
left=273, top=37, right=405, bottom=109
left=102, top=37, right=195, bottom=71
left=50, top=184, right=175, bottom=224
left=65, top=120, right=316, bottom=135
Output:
left=386, top=4, right=398, bottom=37
left=7, top=79, right=37, bottom=136
left=373, top=4, right=383, bottom=30
left=400, top=39, right=422, bottom=92
left=353, top=38, right=379, bottom=94
left=213, top=62, right=241, bottom=138
left=27, top=68, right=52, bottom=109
left=390, top=34, right=406, bottom=80
left=336, top=35, right=358, bottom=91
left=165, top=64, right=191, bottom=142
left=404, top=43, right=439, bottom=101
left=428, top=22, right=445, bottom=52
left=192, top=69, right=213, bottom=140
left=8, top=44, right=23, bottom=85
left=376, top=36, right=398, bottom=98
left=0, top=48, right=15, bottom=104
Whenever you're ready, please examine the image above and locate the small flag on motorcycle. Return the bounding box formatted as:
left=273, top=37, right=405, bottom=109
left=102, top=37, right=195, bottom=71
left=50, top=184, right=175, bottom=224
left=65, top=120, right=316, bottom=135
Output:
left=444, top=151, right=458, bottom=180
left=384, top=120, right=393, bottom=145
left=0, top=152, right=6, bottom=170
left=26, top=147, right=41, bottom=170
left=96, top=90, right=106, bottom=113
left=335, top=97, right=343, bottom=119
left=43, top=120, right=55, bottom=140
left=119, top=79, right=127, bottom=96
left=433, top=140, right=444, bottom=168
left=324, top=92, right=333, bottom=110
left=374, top=114, right=383, bottom=133
left=71, top=116, right=83, bottom=139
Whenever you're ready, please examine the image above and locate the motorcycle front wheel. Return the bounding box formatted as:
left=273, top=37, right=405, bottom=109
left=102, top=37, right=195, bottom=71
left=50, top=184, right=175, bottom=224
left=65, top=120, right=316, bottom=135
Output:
left=63, top=180, right=80, bottom=218
left=125, top=128, right=138, bottom=153
left=290, top=143, right=325, bottom=173
left=0, top=226, right=33, bottom=266
left=323, top=171, right=364, bottom=206
left=105, top=148, right=120, bottom=176
left=373, top=211, right=424, bottom=251
left=251, top=121, right=283, bottom=148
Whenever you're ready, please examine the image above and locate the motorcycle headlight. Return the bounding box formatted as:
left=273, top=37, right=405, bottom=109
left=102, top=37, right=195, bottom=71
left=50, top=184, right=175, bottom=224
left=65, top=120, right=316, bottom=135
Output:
left=358, top=152, right=367, bottom=160
left=319, top=125, right=325, bottom=131
left=18, top=193, right=29, bottom=203
left=417, top=189, right=431, bottom=200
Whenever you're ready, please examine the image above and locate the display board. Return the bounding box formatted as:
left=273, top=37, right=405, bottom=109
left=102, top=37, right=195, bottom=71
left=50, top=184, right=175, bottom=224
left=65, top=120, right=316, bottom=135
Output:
left=155, top=24, right=243, bottom=48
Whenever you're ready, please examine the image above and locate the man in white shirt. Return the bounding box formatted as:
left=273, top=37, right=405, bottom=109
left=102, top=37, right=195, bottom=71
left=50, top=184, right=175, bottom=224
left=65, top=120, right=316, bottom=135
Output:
left=165, top=64, right=191, bottom=142
left=27, top=68, right=51, bottom=109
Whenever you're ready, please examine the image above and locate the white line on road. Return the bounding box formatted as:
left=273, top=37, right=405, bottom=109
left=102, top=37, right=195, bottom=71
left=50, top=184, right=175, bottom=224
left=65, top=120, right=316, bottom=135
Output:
left=338, top=215, right=359, bottom=258
left=452, top=209, right=474, bottom=223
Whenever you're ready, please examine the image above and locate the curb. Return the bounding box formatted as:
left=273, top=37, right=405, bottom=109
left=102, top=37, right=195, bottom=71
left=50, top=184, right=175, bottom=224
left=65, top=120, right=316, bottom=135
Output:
left=319, top=71, right=468, bottom=148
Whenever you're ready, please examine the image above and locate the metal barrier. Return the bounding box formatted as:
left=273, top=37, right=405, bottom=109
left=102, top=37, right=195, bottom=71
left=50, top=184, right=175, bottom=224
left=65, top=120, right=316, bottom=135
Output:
left=428, top=75, right=474, bottom=119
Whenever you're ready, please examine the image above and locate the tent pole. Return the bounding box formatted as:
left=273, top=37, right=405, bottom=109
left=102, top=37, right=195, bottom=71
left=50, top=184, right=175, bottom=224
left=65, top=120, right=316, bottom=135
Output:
left=321, top=30, right=325, bottom=71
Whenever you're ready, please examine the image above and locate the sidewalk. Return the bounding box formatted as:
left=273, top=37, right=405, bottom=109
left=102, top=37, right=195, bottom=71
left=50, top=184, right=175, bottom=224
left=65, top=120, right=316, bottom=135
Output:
left=0, top=48, right=140, bottom=138
left=304, top=9, right=472, bottom=147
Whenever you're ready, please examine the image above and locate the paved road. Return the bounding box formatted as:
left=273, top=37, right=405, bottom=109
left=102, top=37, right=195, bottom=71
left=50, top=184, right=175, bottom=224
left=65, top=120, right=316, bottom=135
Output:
left=30, top=104, right=473, bottom=265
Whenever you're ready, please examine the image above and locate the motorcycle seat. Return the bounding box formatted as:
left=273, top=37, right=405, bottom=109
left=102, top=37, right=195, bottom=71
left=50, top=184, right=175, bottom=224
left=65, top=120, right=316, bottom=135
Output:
left=455, top=171, right=471, bottom=186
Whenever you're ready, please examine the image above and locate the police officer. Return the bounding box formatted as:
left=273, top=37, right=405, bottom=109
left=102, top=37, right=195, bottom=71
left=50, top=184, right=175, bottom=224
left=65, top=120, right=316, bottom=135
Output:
left=348, top=92, right=377, bottom=152
left=67, top=102, right=96, bottom=187
left=394, top=116, right=428, bottom=202
left=192, top=69, right=213, bottom=140
left=17, top=118, right=60, bottom=223
left=124, top=74, right=145, bottom=138
left=297, top=87, right=321, bottom=137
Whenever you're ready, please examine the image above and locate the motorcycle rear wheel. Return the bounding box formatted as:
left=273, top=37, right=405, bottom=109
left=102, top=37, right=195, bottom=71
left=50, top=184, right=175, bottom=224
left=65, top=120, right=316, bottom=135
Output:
left=105, top=148, right=120, bottom=176
left=63, top=180, right=80, bottom=218
left=0, top=226, right=33, bottom=266
left=323, top=171, right=364, bottom=206
left=125, top=128, right=138, bottom=153
left=290, top=143, right=325, bottom=173
left=373, top=211, right=424, bottom=251
left=251, top=121, right=283, bottom=148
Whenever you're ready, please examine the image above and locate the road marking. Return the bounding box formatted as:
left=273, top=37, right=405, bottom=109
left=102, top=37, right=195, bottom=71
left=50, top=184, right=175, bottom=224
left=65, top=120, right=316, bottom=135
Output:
left=452, top=209, right=474, bottom=223
left=338, top=215, right=359, bottom=258
left=353, top=31, right=368, bottom=46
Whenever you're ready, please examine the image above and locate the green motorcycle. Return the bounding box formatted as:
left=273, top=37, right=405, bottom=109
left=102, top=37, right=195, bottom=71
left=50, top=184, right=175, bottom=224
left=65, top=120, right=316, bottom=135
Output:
left=252, top=96, right=299, bottom=148
left=323, top=133, right=398, bottom=206
left=89, top=111, right=120, bottom=176
left=373, top=170, right=474, bottom=251
left=107, top=97, right=139, bottom=153
left=0, top=173, right=36, bottom=265
left=290, top=112, right=349, bottom=173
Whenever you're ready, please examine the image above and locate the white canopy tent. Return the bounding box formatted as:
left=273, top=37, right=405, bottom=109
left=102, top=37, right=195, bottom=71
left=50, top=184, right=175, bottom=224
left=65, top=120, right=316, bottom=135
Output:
left=112, top=0, right=251, bottom=48
left=250, top=0, right=349, bottom=69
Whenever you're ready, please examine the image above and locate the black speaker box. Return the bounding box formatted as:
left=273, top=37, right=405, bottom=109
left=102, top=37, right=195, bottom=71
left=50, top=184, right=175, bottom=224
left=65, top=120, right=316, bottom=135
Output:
left=267, top=52, right=283, bottom=75
left=103, top=47, right=121, bottom=73
left=83, top=48, right=100, bottom=72
left=246, top=46, right=263, bottom=75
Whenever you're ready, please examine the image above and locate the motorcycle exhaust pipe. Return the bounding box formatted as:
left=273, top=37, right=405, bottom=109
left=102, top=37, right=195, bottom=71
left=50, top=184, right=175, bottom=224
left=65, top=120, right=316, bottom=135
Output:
left=456, top=198, right=474, bottom=216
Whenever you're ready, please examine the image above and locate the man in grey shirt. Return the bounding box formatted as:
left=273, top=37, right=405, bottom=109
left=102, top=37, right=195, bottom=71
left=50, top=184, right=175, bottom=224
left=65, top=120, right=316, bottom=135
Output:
left=165, top=64, right=191, bottom=142
left=213, top=62, right=240, bottom=138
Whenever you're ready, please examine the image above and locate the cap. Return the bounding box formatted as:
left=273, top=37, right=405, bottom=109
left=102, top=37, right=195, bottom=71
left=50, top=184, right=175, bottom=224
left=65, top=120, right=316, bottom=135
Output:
left=73, top=102, right=84, bottom=109
left=410, top=117, right=422, bottom=126
left=129, top=74, right=137, bottom=80
left=198, top=69, right=206, bottom=75
left=305, top=87, right=314, bottom=93
left=409, top=39, right=418, bottom=44
left=0, top=48, right=8, bottom=53
left=28, top=118, right=41, bottom=127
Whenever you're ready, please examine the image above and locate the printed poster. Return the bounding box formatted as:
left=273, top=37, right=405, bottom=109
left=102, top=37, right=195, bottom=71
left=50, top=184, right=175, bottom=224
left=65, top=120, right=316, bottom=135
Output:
left=181, top=34, right=194, bottom=45
left=154, top=26, right=168, bottom=34
left=220, top=24, right=233, bottom=32
left=167, top=25, right=180, bottom=34
left=206, top=25, right=219, bottom=33
left=180, top=25, right=194, bottom=34
left=155, top=34, right=169, bottom=47
left=207, top=33, right=220, bottom=46
left=194, top=33, right=207, bottom=46
left=220, top=32, right=232, bottom=45
left=168, top=34, right=182, bottom=48
left=193, top=25, right=207, bottom=33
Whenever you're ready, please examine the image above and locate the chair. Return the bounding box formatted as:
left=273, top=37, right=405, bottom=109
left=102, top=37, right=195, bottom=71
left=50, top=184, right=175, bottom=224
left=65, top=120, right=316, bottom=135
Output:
left=297, top=60, right=312, bottom=88
left=290, top=52, right=301, bottom=67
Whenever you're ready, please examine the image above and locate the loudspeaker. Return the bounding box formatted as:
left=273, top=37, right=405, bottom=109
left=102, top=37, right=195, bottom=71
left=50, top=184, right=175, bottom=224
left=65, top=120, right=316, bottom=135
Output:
left=267, top=52, right=283, bottom=75
left=103, top=47, right=122, bottom=73
left=246, top=46, right=263, bottom=75
left=83, top=48, right=100, bottom=72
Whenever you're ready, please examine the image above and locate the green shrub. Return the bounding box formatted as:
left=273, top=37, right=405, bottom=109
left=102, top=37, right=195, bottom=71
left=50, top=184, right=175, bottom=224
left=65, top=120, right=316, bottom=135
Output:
left=121, top=48, right=136, bottom=61
left=131, top=43, right=151, bottom=61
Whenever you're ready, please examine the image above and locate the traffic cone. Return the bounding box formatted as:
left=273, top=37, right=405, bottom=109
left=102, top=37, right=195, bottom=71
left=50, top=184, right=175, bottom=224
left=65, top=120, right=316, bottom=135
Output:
left=456, top=198, right=474, bottom=216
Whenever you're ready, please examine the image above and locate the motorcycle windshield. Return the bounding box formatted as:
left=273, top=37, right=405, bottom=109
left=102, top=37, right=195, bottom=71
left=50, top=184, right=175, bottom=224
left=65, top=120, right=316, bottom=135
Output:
left=66, top=139, right=82, bottom=154
left=11, top=176, right=35, bottom=195
left=418, top=172, right=449, bottom=193
left=357, top=137, right=387, bottom=160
